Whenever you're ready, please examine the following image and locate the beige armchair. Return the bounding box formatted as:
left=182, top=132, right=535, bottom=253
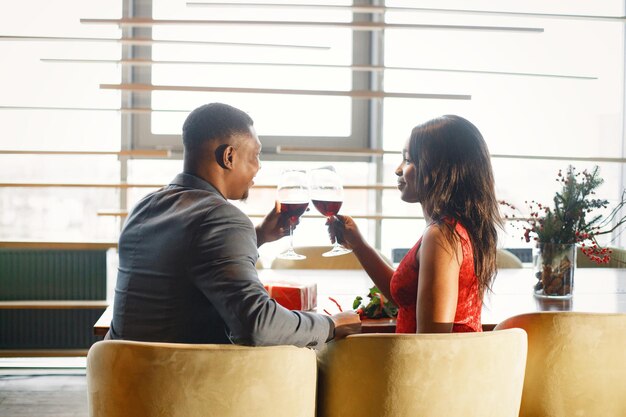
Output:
left=494, top=312, right=626, bottom=417
left=87, top=340, right=317, bottom=417
left=317, top=330, right=527, bottom=417
left=496, top=249, right=524, bottom=268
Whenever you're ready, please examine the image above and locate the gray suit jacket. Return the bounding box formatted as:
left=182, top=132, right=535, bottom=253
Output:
left=110, top=173, right=332, bottom=348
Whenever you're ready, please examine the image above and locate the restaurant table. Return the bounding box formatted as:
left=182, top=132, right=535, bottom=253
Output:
left=93, top=267, right=626, bottom=336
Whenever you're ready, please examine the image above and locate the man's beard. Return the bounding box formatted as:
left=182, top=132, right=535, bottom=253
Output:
left=239, top=189, right=249, bottom=202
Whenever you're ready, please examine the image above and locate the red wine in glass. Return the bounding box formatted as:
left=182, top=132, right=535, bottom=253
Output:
left=312, top=200, right=342, bottom=217
left=276, top=169, right=309, bottom=260
left=281, top=201, right=309, bottom=224
left=310, top=166, right=352, bottom=257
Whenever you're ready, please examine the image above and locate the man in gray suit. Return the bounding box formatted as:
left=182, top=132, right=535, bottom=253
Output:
left=110, top=103, right=360, bottom=348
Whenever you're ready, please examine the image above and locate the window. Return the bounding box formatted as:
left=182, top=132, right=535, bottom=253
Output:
left=1, top=0, right=624, bottom=256
left=0, top=1, right=122, bottom=241
left=129, top=0, right=369, bottom=155
left=382, top=1, right=625, bottom=251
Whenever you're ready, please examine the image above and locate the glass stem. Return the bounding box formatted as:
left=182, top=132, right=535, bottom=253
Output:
left=331, top=216, right=340, bottom=250
left=289, top=223, right=295, bottom=252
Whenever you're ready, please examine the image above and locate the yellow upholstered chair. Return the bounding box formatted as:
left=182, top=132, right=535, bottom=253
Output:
left=576, top=246, right=626, bottom=267
left=496, top=249, right=524, bottom=268
left=317, top=330, right=527, bottom=417
left=87, top=340, right=317, bottom=417
left=494, top=312, right=626, bottom=417
left=270, top=246, right=390, bottom=269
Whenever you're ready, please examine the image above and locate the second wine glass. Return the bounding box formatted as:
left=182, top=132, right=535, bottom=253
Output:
left=276, top=169, right=309, bottom=260
left=310, top=166, right=353, bottom=257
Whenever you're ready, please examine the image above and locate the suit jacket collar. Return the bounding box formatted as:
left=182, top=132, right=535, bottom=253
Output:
left=170, top=173, right=226, bottom=199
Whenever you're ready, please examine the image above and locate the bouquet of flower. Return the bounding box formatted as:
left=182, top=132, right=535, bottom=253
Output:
left=501, top=166, right=626, bottom=263
left=352, top=286, right=398, bottom=319
left=501, top=166, right=626, bottom=296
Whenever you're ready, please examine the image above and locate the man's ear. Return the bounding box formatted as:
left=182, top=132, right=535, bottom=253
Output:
left=224, top=145, right=235, bottom=169
left=215, top=144, right=235, bottom=170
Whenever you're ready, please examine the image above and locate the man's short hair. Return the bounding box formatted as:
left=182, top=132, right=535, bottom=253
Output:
left=182, top=103, right=254, bottom=151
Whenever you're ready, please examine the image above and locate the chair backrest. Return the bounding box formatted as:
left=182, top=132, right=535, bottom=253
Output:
left=576, top=246, right=626, bottom=268
left=270, top=246, right=371, bottom=269
left=494, top=312, right=626, bottom=417
left=496, top=249, right=524, bottom=268
left=87, top=340, right=317, bottom=417
left=317, top=329, right=527, bottom=417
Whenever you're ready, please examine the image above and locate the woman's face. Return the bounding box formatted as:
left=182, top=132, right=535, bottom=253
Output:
left=395, top=137, right=419, bottom=203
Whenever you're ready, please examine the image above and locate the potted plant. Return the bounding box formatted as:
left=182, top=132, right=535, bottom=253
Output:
left=501, top=166, right=626, bottom=298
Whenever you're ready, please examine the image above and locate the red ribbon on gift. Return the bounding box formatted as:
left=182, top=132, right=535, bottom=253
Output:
left=263, top=281, right=317, bottom=311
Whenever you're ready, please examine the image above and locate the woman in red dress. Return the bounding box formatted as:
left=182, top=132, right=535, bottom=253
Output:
left=330, top=115, right=502, bottom=333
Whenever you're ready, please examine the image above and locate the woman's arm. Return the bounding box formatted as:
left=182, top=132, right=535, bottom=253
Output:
left=416, top=224, right=461, bottom=333
left=330, top=215, right=395, bottom=301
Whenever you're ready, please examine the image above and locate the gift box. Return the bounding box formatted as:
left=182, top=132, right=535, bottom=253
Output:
left=262, top=280, right=317, bottom=311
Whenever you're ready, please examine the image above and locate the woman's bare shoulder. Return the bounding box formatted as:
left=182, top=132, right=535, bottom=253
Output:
left=420, top=222, right=462, bottom=260
left=422, top=222, right=452, bottom=243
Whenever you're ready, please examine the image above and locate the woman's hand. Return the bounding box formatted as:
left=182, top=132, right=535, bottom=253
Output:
left=327, top=214, right=365, bottom=251
left=328, top=215, right=395, bottom=301
left=255, top=201, right=296, bottom=247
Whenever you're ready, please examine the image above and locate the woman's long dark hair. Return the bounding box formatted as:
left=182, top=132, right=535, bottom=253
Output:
left=409, top=115, right=502, bottom=295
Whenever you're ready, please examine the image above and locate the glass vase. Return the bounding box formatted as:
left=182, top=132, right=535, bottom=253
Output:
left=533, top=243, right=576, bottom=299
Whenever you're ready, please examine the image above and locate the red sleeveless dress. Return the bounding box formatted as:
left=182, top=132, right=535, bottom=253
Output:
left=390, top=221, right=482, bottom=333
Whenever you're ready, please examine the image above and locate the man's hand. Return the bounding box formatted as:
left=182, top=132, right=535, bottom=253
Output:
left=256, top=201, right=297, bottom=247
left=330, top=311, right=362, bottom=340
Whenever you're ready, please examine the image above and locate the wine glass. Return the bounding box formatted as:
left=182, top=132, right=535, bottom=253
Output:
left=276, top=169, right=310, bottom=260
left=310, top=166, right=353, bottom=257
